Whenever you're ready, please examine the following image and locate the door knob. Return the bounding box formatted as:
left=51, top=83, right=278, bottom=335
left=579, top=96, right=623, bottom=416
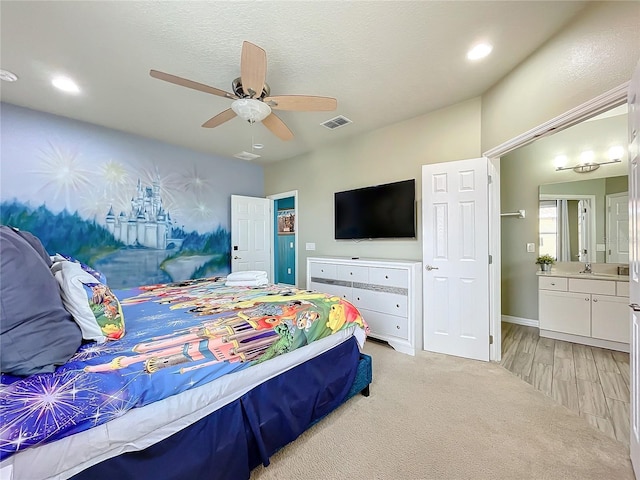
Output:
left=425, top=265, right=439, bottom=271
left=234, top=256, right=241, bottom=260
left=629, top=303, right=640, bottom=312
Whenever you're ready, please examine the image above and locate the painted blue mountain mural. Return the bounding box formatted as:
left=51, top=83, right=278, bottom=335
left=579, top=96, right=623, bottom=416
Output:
left=1, top=201, right=230, bottom=288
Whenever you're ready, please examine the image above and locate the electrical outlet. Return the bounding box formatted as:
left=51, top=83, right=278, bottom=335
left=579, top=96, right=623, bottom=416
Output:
left=526, top=243, right=535, bottom=253
left=290, top=242, right=294, bottom=248
left=287, top=268, right=292, bottom=274
left=305, top=242, right=316, bottom=251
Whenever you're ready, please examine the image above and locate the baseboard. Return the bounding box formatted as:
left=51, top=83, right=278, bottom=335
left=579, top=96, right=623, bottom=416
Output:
left=501, top=315, right=539, bottom=328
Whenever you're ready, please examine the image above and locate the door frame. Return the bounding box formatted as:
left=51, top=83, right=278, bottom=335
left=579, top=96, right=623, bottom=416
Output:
left=483, top=81, right=630, bottom=362
left=267, top=190, right=299, bottom=286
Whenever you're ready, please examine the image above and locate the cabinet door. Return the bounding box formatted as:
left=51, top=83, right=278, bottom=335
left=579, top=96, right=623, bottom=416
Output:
left=351, top=287, right=408, bottom=317
left=358, top=307, right=408, bottom=340
left=539, top=290, right=591, bottom=337
left=591, top=294, right=630, bottom=343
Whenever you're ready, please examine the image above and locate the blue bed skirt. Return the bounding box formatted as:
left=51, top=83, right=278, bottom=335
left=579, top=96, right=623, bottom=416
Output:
left=71, top=336, right=371, bottom=480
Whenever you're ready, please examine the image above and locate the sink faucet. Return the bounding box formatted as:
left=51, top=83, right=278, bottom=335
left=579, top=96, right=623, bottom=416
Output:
left=583, top=262, right=592, bottom=274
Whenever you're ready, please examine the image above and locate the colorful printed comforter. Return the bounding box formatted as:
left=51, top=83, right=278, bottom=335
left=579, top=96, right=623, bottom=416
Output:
left=0, top=277, right=367, bottom=460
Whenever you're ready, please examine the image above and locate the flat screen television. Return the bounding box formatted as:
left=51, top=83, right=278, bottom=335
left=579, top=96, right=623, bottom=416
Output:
left=334, top=179, right=416, bottom=240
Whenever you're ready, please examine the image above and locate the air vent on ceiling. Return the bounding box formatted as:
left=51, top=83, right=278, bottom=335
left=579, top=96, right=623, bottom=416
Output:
left=233, top=151, right=261, bottom=161
left=321, top=115, right=352, bottom=130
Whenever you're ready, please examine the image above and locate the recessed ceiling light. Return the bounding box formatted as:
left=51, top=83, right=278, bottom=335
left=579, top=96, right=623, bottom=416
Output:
left=0, top=69, right=18, bottom=82
left=467, top=43, right=493, bottom=61
left=52, top=75, right=80, bottom=94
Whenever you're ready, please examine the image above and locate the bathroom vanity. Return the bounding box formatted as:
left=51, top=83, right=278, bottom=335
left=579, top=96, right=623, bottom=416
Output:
left=538, top=271, right=629, bottom=352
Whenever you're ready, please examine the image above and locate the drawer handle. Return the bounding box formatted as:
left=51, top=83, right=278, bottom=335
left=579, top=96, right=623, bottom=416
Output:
left=593, top=299, right=598, bottom=303
left=585, top=298, right=589, bottom=301
left=396, top=325, right=400, bottom=329
left=385, top=275, right=389, bottom=279
left=630, top=303, right=640, bottom=312
left=350, top=272, right=353, bottom=275
left=550, top=283, right=555, bottom=286
left=357, top=297, right=360, bottom=301
left=396, top=304, right=400, bottom=308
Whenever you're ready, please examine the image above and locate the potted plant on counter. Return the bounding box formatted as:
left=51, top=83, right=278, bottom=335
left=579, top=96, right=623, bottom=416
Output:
left=535, top=254, right=556, bottom=272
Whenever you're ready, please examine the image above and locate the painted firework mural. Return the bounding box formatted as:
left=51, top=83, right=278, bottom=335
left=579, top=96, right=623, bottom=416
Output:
left=0, top=103, right=264, bottom=287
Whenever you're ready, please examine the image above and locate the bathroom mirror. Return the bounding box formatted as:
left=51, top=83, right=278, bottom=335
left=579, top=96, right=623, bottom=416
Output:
left=538, top=175, right=628, bottom=263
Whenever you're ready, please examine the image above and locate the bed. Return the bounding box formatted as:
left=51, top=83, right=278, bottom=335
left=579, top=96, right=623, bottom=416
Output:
left=0, top=227, right=372, bottom=480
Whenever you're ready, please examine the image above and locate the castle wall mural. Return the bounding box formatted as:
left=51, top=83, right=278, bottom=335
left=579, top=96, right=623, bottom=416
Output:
left=0, top=103, right=264, bottom=288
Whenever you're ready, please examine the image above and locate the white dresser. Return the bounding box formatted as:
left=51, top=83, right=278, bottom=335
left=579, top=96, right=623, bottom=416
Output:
left=306, top=256, right=422, bottom=355
left=538, top=273, right=630, bottom=352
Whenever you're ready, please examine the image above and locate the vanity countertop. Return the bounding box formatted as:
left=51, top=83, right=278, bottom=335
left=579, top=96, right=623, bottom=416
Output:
left=537, top=271, right=629, bottom=282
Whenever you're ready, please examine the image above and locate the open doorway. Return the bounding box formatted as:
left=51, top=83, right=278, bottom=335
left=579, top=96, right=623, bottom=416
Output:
left=487, top=88, right=630, bottom=445
left=268, top=190, right=298, bottom=286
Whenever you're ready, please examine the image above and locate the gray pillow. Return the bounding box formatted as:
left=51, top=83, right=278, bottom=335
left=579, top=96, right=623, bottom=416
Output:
left=7, top=226, right=53, bottom=267
left=0, top=226, right=82, bottom=376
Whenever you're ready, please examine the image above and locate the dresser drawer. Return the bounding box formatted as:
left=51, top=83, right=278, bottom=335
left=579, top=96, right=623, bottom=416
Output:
left=617, top=281, right=629, bottom=297
left=538, top=276, right=568, bottom=291
left=369, top=267, right=408, bottom=288
left=308, top=262, right=337, bottom=279
left=568, top=278, right=616, bottom=296
left=337, top=264, right=368, bottom=283
left=351, top=287, right=408, bottom=317
left=309, top=281, right=351, bottom=301
left=359, top=308, right=408, bottom=340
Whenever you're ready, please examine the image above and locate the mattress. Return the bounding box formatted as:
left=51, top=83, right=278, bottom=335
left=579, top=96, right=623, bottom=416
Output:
left=1, top=326, right=361, bottom=480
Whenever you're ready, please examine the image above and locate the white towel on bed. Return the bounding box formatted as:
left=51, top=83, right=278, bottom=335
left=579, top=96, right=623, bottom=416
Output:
left=226, top=271, right=268, bottom=281
left=225, top=278, right=269, bottom=287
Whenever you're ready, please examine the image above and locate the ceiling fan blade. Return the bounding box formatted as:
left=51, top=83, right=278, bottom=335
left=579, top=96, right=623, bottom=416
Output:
left=240, top=41, right=267, bottom=98
left=150, top=70, right=237, bottom=99
left=202, top=109, right=237, bottom=128
left=262, top=113, right=294, bottom=141
left=264, top=95, right=337, bottom=112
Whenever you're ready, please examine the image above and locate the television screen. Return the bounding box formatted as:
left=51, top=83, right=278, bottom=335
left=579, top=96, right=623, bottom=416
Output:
left=334, top=179, right=416, bottom=239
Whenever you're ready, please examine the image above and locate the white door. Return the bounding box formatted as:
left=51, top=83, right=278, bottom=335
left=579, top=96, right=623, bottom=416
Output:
left=422, top=158, right=490, bottom=361
left=607, top=192, right=629, bottom=263
left=629, top=59, right=640, bottom=480
left=230, top=195, right=272, bottom=280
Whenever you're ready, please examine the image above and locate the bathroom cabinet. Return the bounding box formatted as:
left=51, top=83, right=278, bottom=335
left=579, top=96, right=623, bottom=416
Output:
left=538, top=273, right=629, bottom=352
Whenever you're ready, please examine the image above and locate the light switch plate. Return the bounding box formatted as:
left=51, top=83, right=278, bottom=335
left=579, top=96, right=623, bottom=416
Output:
left=596, top=243, right=606, bottom=252
left=305, top=242, right=316, bottom=251
left=526, top=243, right=535, bottom=253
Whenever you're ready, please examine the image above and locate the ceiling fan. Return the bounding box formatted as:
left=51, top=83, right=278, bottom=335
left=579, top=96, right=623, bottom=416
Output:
left=150, top=41, right=337, bottom=141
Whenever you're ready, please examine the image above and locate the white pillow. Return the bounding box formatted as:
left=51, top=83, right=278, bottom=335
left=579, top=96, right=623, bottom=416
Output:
left=51, top=260, right=110, bottom=343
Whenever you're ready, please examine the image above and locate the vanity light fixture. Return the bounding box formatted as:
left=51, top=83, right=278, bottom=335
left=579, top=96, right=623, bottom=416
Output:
left=555, top=146, right=624, bottom=173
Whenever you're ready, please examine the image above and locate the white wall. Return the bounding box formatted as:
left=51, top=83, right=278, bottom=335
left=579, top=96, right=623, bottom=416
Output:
left=265, top=98, right=482, bottom=285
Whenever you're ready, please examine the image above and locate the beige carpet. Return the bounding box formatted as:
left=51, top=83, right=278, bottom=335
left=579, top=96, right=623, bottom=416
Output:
left=251, top=340, right=634, bottom=480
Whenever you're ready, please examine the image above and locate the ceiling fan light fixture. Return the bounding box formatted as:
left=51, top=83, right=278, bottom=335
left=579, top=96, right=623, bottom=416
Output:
left=231, top=98, right=271, bottom=124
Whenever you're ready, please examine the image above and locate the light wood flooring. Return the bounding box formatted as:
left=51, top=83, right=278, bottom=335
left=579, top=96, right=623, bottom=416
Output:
left=500, top=322, right=630, bottom=446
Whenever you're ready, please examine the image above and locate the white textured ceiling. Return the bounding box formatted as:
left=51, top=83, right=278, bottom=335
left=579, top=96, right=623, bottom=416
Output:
left=0, top=1, right=589, bottom=165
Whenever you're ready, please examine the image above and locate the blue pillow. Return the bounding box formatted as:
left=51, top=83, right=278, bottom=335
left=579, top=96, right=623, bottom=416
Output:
left=0, top=226, right=82, bottom=376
